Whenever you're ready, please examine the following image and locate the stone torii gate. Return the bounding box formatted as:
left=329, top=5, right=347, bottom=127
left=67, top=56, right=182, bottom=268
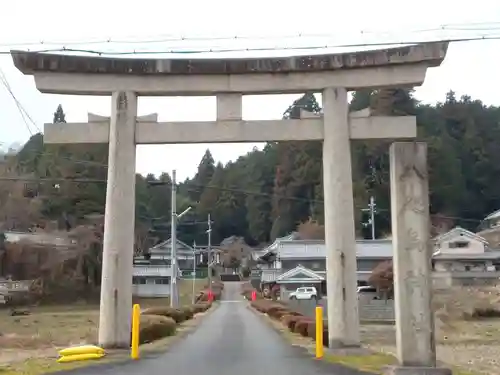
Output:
left=11, top=42, right=449, bottom=374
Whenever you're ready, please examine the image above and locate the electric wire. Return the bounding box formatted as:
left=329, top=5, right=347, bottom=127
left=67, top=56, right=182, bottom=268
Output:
left=1, top=21, right=500, bottom=48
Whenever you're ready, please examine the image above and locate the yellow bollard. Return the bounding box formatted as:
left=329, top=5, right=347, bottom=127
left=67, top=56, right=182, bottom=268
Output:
left=131, top=304, right=140, bottom=360
left=315, top=306, right=324, bottom=359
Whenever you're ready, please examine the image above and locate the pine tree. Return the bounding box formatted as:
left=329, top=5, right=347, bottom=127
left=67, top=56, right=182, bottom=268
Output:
left=190, top=149, right=216, bottom=203
left=53, top=104, right=66, bottom=123
left=271, top=93, right=322, bottom=240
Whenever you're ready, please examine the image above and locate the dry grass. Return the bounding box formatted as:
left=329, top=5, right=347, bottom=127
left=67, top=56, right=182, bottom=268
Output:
left=361, top=286, right=500, bottom=375
left=0, top=279, right=207, bottom=372
left=253, top=287, right=495, bottom=375
left=324, top=352, right=397, bottom=374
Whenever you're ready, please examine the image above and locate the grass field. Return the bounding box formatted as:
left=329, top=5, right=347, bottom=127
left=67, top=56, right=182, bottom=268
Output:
left=257, top=286, right=499, bottom=375
left=0, top=279, right=207, bottom=369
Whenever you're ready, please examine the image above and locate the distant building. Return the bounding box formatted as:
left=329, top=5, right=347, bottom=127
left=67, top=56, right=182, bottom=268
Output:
left=255, top=234, right=392, bottom=298
left=433, top=226, right=500, bottom=272
left=132, top=238, right=222, bottom=298
left=477, top=209, right=500, bottom=247
left=255, top=227, right=500, bottom=297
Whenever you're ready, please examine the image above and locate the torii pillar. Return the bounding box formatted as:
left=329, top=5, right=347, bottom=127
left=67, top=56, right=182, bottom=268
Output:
left=92, top=102, right=157, bottom=348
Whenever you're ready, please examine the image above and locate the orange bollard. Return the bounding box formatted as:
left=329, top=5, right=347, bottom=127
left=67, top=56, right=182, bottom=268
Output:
left=251, top=290, right=257, bottom=301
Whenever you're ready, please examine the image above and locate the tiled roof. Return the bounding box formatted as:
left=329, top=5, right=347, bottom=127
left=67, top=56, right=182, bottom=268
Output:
left=434, top=226, right=487, bottom=244
left=275, top=240, right=393, bottom=259
left=433, top=251, right=500, bottom=260
left=485, top=209, right=500, bottom=221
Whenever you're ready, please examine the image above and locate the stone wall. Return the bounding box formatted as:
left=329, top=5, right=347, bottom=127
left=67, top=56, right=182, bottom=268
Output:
left=287, top=297, right=395, bottom=323
left=433, top=271, right=500, bottom=289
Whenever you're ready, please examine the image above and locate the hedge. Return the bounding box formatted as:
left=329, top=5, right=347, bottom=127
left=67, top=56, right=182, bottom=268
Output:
left=143, top=306, right=186, bottom=323
left=138, top=315, right=177, bottom=344
left=137, top=301, right=212, bottom=345
left=250, top=299, right=330, bottom=347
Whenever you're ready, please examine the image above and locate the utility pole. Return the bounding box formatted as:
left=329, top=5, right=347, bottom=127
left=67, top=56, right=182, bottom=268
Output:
left=170, top=170, right=179, bottom=308
left=207, top=213, right=212, bottom=292
left=361, top=196, right=377, bottom=240
left=369, top=196, right=376, bottom=241
left=192, top=241, right=197, bottom=305
left=147, top=173, right=191, bottom=308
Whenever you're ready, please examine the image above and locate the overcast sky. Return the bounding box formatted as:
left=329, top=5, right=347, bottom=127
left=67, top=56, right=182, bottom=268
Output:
left=1, top=0, right=499, bottom=181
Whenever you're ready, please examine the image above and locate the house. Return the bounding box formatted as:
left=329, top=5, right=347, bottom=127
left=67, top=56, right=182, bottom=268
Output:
left=433, top=226, right=500, bottom=272
left=132, top=238, right=222, bottom=297
left=477, top=209, right=500, bottom=247
left=257, top=227, right=500, bottom=297
left=481, top=209, right=500, bottom=229
left=256, top=235, right=393, bottom=298
left=132, top=238, right=197, bottom=297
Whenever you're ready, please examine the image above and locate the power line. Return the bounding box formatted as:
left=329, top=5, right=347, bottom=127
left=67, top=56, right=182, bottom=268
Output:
left=0, top=68, right=41, bottom=135
left=0, top=175, right=484, bottom=223
left=1, top=22, right=500, bottom=48
left=1, top=35, right=500, bottom=56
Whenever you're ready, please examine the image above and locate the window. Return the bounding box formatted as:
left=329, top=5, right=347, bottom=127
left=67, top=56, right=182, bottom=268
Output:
left=151, top=259, right=171, bottom=266
left=311, top=262, right=321, bottom=270
left=154, top=277, right=170, bottom=285
left=132, top=277, right=146, bottom=285
left=449, top=241, right=469, bottom=248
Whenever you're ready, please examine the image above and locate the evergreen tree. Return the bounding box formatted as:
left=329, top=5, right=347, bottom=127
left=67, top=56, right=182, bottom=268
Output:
left=189, top=149, right=215, bottom=203
left=3, top=90, right=500, bottom=245
left=53, top=104, right=66, bottom=123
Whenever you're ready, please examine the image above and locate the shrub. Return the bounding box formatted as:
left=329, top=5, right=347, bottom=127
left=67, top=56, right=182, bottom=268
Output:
left=138, top=315, right=176, bottom=344
left=282, top=314, right=303, bottom=331
left=467, top=307, right=500, bottom=319
left=251, top=299, right=277, bottom=313
left=179, top=306, right=194, bottom=320
left=201, top=287, right=223, bottom=301
left=142, top=307, right=186, bottom=323
left=274, top=309, right=288, bottom=319
left=294, top=318, right=313, bottom=337
left=192, top=303, right=211, bottom=313
left=267, top=306, right=290, bottom=320
left=304, top=320, right=329, bottom=347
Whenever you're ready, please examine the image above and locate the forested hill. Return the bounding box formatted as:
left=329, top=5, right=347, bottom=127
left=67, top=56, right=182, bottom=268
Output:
left=2, top=90, right=500, bottom=247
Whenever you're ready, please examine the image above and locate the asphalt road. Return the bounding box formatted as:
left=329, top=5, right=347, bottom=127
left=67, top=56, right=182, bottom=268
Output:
left=64, top=282, right=367, bottom=375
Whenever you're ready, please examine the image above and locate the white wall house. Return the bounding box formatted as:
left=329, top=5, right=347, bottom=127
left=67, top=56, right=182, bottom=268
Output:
left=132, top=238, right=196, bottom=298
left=132, top=265, right=172, bottom=297
left=256, top=228, right=500, bottom=292
left=132, top=238, right=221, bottom=297
left=433, top=226, right=500, bottom=272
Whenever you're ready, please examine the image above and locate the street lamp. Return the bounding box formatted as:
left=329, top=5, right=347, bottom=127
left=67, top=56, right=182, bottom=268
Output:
left=170, top=203, right=192, bottom=308
left=177, top=206, right=192, bottom=219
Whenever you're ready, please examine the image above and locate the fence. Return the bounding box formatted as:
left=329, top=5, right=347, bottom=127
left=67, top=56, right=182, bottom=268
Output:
left=287, top=297, right=395, bottom=323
